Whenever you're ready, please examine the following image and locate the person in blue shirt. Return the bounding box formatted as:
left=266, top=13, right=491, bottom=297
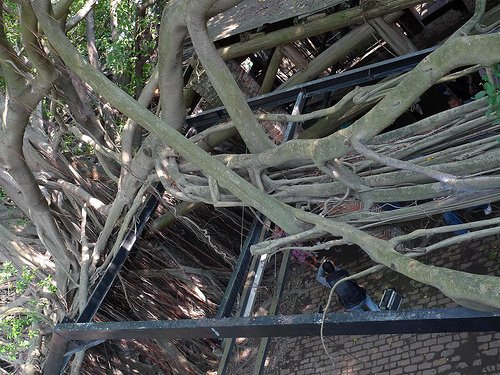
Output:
left=316, top=260, right=380, bottom=311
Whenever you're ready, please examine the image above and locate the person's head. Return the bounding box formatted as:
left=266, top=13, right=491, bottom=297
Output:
left=447, top=95, right=462, bottom=108
left=322, top=261, right=335, bottom=273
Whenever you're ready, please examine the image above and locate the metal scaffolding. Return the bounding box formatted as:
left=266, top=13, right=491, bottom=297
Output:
left=44, top=309, right=500, bottom=374
left=43, top=48, right=500, bottom=375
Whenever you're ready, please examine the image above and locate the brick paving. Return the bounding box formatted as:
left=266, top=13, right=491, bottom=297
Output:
left=230, top=235, right=500, bottom=374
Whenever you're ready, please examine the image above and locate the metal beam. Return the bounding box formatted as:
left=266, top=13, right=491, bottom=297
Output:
left=43, top=332, right=69, bottom=375
left=251, top=93, right=307, bottom=373
left=53, top=309, right=500, bottom=342
left=216, top=218, right=264, bottom=319
left=218, top=100, right=306, bottom=373
left=185, top=47, right=436, bottom=131
left=77, top=184, right=164, bottom=323
left=253, top=250, right=291, bottom=375
left=243, top=253, right=269, bottom=317
left=217, top=221, right=269, bottom=374
left=44, top=185, right=165, bottom=375
left=283, top=91, right=307, bottom=141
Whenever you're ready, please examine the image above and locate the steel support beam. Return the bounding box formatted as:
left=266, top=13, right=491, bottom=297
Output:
left=77, top=184, right=164, bottom=323
left=217, top=222, right=269, bottom=374
left=251, top=92, right=307, bottom=373
left=53, top=308, right=500, bottom=342
left=218, top=97, right=307, bottom=373
left=186, top=47, right=436, bottom=131
left=283, top=91, right=307, bottom=141
left=44, top=185, right=165, bottom=375
left=216, top=218, right=264, bottom=319
left=43, top=333, right=69, bottom=375
left=253, top=249, right=291, bottom=375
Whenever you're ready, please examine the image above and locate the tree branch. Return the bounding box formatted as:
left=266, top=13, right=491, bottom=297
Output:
left=65, top=0, right=97, bottom=31
left=293, top=208, right=500, bottom=310
left=34, top=0, right=306, bottom=234
left=185, top=0, right=275, bottom=153
left=351, top=137, right=457, bottom=185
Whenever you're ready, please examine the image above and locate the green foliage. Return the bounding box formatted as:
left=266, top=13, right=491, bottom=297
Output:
left=37, top=275, right=57, bottom=294
left=0, top=261, right=16, bottom=282
left=0, top=263, right=55, bottom=362
left=1, top=1, right=21, bottom=48
left=0, top=312, right=38, bottom=361
left=474, top=64, right=500, bottom=121
left=15, top=217, right=29, bottom=227
left=1, top=262, right=56, bottom=295
left=0, top=2, right=18, bottom=90
left=15, top=266, right=35, bottom=294
left=61, top=134, right=94, bottom=156
left=61, top=134, right=73, bottom=153
left=67, top=0, right=160, bottom=95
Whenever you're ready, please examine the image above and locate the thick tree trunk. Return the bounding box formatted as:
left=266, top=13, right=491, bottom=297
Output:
left=0, top=101, right=79, bottom=290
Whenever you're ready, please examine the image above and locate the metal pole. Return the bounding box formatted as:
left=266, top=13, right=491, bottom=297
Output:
left=216, top=218, right=264, bottom=319
left=43, top=333, right=69, bottom=375
left=53, top=308, right=500, bottom=341
left=77, top=184, right=164, bottom=323
left=252, top=91, right=306, bottom=374
left=243, top=253, right=268, bottom=317
left=44, top=185, right=164, bottom=374
left=186, top=48, right=437, bottom=130
left=253, top=250, right=291, bottom=375
left=217, top=221, right=269, bottom=374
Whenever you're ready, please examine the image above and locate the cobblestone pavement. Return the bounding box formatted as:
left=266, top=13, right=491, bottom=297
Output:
left=229, top=235, right=500, bottom=374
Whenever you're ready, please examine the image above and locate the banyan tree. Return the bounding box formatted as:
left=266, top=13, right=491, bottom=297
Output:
left=0, top=0, right=499, bottom=373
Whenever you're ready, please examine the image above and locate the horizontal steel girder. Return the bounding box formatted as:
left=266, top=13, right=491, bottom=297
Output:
left=54, top=308, right=500, bottom=342
left=185, top=47, right=436, bottom=130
